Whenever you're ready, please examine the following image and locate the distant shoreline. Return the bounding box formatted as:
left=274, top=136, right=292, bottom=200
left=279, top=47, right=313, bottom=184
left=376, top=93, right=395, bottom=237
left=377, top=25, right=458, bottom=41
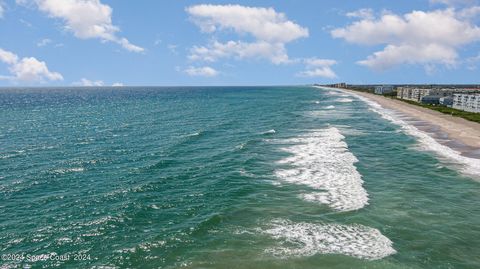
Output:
left=350, top=89, right=480, bottom=149
left=316, top=86, right=480, bottom=159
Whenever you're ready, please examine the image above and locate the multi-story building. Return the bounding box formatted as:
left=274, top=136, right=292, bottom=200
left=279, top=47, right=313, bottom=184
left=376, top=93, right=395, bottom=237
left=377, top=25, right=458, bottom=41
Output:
left=397, top=87, right=414, bottom=100
left=452, top=94, right=480, bottom=113
left=374, top=85, right=394, bottom=95
left=421, top=95, right=442, bottom=105
left=419, top=89, right=457, bottom=104
left=396, top=87, right=404, bottom=98
left=400, top=87, right=424, bottom=101
left=411, top=88, right=424, bottom=101
left=331, top=83, right=346, bottom=88
left=398, top=88, right=457, bottom=102
left=439, top=96, right=453, bottom=107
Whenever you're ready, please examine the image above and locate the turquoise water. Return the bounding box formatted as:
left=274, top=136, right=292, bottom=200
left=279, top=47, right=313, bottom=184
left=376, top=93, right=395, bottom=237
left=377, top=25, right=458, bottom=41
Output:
left=1, top=86, right=479, bottom=268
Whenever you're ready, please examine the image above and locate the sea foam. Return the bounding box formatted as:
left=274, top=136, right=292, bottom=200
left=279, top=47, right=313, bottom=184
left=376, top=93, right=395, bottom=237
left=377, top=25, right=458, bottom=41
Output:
left=275, top=127, right=368, bottom=211
left=52, top=167, right=85, bottom=174
left=263, top=219, right=396, bottom=260
left=335, top=98, right=354, bottom=103
left=262, top=129, right=276, bottom=135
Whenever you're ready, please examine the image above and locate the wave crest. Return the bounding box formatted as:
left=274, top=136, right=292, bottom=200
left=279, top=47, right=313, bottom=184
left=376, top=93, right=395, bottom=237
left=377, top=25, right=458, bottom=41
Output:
left=275, top=127, right=368, bottom=211
left=263, top=219, right=396, bottom=260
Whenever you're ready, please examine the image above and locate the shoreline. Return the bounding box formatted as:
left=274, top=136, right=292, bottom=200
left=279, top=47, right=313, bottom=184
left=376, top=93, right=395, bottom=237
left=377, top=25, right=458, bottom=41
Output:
left=344, top=89, right=480, bottom=149
left=315, top=86, right=480, bottom=162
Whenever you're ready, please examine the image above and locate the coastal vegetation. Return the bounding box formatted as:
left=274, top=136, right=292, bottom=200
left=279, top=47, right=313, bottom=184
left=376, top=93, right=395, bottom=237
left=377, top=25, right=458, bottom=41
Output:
left=395, top=98, right=480, bottom=123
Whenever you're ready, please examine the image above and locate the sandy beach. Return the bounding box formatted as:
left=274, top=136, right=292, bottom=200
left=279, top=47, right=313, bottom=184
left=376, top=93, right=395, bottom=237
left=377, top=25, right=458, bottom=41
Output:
left=340, top=89, right=480, bottom=151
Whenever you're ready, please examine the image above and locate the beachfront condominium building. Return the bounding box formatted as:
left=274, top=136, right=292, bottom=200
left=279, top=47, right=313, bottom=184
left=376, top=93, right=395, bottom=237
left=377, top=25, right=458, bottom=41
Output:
left=374, top=85, right=394, bottom=95
left=419, top=90, right=457, bottom=104
left=452, top=94, right=480, bottom=113
left=397, top=88, right=456, bottom=102
left=396, top=87, right=423, bottom=101
left=416, top=89, right=455, bottom=102
left=397, top=87, right=416, bottom=100
left=397, top=87, right=411, bottom=100
left=334, top=83, right=347, bottom=88
left=397, top=87, right=404, bottom=99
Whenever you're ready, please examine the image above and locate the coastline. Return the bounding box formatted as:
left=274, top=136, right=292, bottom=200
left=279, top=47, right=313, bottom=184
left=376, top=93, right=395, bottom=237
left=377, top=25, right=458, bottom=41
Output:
left=341, top=89, right=480, bottom=150
left=314, top=85, right=480, bottom=178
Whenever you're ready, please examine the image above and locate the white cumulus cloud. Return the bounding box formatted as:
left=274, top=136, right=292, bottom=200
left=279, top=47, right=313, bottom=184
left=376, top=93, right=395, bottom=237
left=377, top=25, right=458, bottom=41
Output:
left=331, top=8, right=480, bottom=71
left=0, top=49, right=18, bottom=65
left=189, top=40, right=289, bottom=64
left=296, top=58, right=338, bottom=78
left=186, top=4, right=308, bottom=64
left=17, top=0, right=144, bottom=53
left=0, top=48, right=63, bottom=82
left=184, top=66, right=219, bottom=77
left=73, top=78, right=104, bottom=86
left=112, top=82, right=124, bottom=86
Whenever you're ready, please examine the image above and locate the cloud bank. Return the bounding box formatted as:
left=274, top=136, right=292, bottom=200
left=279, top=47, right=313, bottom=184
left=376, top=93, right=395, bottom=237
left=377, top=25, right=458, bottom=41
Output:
left=0, top=48, right=63, bottom=82
left=332, top=8, right=480, bottom=71
left=186, top=4, right=308, bottom=64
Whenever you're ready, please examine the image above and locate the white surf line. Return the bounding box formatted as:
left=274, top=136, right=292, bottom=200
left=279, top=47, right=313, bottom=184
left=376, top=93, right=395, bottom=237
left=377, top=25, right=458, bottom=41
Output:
left=315, top=86, right=480, bottom=178
left=275, top=127, right=369, bottom=212
left=335, top=98, right=354, bottom=103
left=262, top=219, right=396, bottom=260
left=267, top=101, right=396, bottom=261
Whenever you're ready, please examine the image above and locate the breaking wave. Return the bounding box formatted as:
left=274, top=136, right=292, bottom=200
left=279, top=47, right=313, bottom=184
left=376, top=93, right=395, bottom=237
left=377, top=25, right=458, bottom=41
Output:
left=263, top=219, right=396, bottom=260
left=335, top=98, right=354, bottom=103
left=262, top=129, right=276, bottom=135
left=275, top=127, right=368, bottom=211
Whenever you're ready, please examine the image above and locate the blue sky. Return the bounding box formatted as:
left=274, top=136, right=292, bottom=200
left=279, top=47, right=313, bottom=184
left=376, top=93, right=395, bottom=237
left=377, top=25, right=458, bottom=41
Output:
left=0, top=0, right=480, bottom=86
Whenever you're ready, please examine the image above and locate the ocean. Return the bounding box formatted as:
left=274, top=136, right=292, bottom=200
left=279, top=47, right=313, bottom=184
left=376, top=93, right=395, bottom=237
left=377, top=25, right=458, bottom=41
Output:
left=1, top=86, right=479, bottom=268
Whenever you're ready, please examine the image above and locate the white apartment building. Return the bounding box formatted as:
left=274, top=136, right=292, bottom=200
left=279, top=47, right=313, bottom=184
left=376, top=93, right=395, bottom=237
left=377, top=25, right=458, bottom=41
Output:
left=453, top=94, right=480, bottom=113
left=397, top=88, right=428, bottom=102
left=397, top=88, right=457, bottom=102
left=397, top=87, right=415, bottom=100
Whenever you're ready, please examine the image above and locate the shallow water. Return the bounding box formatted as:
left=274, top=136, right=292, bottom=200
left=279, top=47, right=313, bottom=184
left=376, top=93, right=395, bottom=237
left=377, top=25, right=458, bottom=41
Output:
left=0, top=86, right=479, bottom=268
